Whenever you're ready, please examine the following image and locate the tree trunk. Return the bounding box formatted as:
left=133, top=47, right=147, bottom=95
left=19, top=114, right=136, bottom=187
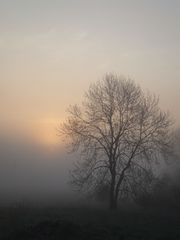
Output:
left=109, top=174, right=118, bottom=210
left=109, top=194, right=117, bottom=210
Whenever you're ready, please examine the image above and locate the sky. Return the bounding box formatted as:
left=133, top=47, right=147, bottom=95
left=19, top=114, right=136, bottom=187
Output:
left=0, top=0, right=180, bottom=201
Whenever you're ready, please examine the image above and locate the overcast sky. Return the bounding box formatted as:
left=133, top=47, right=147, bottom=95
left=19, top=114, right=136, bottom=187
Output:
left=0, top=0, right=180, bottom=200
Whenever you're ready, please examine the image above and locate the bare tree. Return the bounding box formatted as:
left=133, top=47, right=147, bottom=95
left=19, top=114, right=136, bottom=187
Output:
left=60, top=74, right=173, bottom=209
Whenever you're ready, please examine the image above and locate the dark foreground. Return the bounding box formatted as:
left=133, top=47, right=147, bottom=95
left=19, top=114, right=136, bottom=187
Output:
left=0, top=205, right=180, bottom=240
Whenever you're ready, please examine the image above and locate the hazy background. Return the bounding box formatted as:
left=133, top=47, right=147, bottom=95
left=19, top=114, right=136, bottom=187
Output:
left=0, top=0, right=180, bottom=203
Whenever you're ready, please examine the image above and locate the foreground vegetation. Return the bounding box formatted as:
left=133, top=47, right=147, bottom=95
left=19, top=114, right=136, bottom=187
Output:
left=1, top=204, right=180, bottom=240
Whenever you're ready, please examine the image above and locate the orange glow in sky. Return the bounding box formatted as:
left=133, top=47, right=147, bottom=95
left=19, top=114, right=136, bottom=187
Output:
left=31, top=118, right=61, bottom=148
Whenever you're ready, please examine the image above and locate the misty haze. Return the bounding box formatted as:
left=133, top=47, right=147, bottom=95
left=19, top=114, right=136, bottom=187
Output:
left=1, top=1, right=180, bottom=239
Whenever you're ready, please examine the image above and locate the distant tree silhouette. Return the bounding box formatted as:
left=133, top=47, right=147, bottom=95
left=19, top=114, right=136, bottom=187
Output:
left=60, top=74, right=173, bottom=209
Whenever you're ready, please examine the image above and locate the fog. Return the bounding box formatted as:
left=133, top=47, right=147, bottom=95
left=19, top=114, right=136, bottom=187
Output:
left=0, top=121, right=179, bottom=207
left=0, top=129, right=79, bottom=205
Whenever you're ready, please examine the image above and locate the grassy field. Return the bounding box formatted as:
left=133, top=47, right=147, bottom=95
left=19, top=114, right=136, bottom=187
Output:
left=0, top=204, right=180, bottom=240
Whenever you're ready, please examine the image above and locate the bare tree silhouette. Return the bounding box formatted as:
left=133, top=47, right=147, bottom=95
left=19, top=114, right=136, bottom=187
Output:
left=60, top=74, right=173, bottom=209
